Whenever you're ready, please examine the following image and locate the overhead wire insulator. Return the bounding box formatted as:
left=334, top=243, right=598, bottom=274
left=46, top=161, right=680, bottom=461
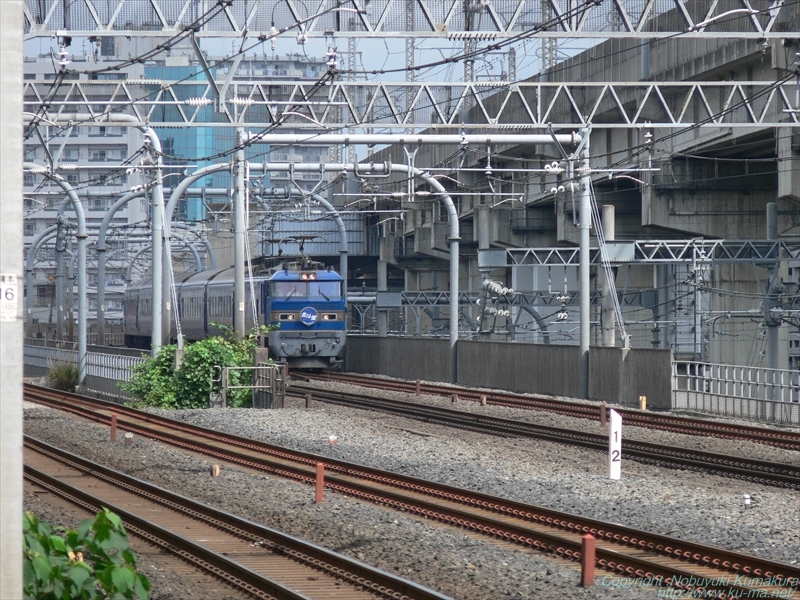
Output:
left=327, top=52, right=338, bottom=71
left=57, top=46, right=70, bottom=69
left=269, top=23, right=278, bottom=51
left=544, top=161, right=564, bottom=175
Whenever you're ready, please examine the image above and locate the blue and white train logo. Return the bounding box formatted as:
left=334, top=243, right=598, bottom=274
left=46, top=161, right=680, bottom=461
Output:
left=300, top=307, right=318, bottom=326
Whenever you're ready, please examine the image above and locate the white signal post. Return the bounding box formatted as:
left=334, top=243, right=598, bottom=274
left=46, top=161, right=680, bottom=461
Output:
left=608, top=409, right=622, bottom=480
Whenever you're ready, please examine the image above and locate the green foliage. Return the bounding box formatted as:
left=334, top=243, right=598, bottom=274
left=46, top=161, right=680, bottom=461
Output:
left=176, top=336, right=241, bottom=408
left=47, top=363, right=79, bottom=393
left=23, top=508, right=150, bottom=600
left=118, top=345, right=177, bottom=409
left=120, top=325, right=276, bottom=410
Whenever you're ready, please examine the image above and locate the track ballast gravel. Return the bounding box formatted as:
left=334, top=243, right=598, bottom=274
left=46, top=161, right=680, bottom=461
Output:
left=23, top=381, right=800, bottom=600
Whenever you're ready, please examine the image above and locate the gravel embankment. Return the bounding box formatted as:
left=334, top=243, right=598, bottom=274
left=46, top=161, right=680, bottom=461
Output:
left=23, top=381, right=800, bottom=600
left=292, top=379, right=800, bottom=463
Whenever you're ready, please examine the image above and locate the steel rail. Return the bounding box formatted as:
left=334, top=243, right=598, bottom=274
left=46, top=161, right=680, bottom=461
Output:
left=24, top=471, right=307, bottom=600
left=300, top=373, right=800, bottom=451
left=24, top=385, right=800, bottom=599
left=287, top=385, right=800, bottom=489
left=24, top=381, right=798, bottom=489
left=24, top=436, right=451, bottom=600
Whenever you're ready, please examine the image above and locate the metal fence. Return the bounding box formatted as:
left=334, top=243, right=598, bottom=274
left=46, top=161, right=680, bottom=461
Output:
left=24, top=345, right=145, bottom=382
left=24, top=344, right=146, bottom=403
left=210, top=364, right=287, bottom=409
left=24, top=345, right=78, bottom=372
left=87, top=333, right=126, bottom=346
left=672, top=361, right=800, bottom=424
left=86, top=352, right=146, bottom=383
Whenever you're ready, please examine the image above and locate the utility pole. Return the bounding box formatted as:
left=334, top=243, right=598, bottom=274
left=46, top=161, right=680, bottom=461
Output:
left=55, top=216, right=67, bottom=340
left=147, top=130, right=165, bottom=355
left=377, top=259, right=388, bottom=336
left=600, top=204, right=616, bottom=346
left=0, top=2, right=25, bottom=596
left=578, top=135, right=591, bottom=399
left=234, top=128, right=247, bottom=339
left=765, top=202, right=782, bottom=409
left=67, top=237, right=75, bottom=341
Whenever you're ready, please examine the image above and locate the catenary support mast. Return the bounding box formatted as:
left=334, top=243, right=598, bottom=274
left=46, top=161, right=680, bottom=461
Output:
left=1, top=3, right=24, bottom=596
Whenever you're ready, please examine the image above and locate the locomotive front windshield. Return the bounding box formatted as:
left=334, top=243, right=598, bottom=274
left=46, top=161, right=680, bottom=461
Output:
left=272, top=280, right=342, bottom=300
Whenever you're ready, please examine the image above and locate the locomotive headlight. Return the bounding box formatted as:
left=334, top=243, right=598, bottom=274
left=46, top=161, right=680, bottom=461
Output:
left=279, top=313, right=296, bottom=321
left=321, top=313, right=338, bottom=321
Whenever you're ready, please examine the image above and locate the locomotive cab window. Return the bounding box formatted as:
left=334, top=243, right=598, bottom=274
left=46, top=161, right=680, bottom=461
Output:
left=308, top=281, right=341, bottom=299
left=272, top=282, right=307, bottom=298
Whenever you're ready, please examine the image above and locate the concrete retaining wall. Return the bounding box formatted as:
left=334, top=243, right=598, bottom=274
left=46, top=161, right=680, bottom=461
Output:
left=26, top=337, right=672, bottom=408
left=590, top=347, right=625, bottom=404
left=457, top=340, right=581, bottom=398
left=620, top=347, right=673, bottom=409
left=590, top=347, right=673, bottom=409
left=24, top=365, right=48, bottom=379
left=345, top=336, right=672, bottom=407
left=83, top=375, right=131, bottom=403
left=24, top=366, right=133, bottom=404
left=345, top=336, right=450, bottom=382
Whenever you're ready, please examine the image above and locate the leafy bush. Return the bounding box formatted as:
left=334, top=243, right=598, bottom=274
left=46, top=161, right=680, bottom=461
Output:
left=47, top=363, right=79, bottom=393
left=120, top=345, right=178, bottom=409
left=23, top=508, right=150, bottom=599
left=120, top=325, right=274, bottom=410
left=175, top=336, right=243, bottom=408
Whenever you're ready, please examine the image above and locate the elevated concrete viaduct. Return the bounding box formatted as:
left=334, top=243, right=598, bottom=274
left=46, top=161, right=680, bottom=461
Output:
left=363, top=32, right=799, bottom=369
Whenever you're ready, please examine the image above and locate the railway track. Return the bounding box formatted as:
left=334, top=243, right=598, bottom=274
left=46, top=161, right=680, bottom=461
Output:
left=25, top=384, right=800, bottom=600
left=301, top=372, right=800, bottom=451
left=288, top=384, right=800, bottom=489
left=24, top=436, right=450, bottom=600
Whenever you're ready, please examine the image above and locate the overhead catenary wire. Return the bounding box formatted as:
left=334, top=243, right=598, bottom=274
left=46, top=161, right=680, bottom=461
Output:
left=28, top=0, right=796, bottom=160
left=23, top=1, right=356, bottom=163
left=21, top=1, right=796, bottom=304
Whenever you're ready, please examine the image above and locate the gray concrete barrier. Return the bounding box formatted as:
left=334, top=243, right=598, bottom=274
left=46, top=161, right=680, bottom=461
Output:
left=345, top=336, right=450, bottom=382
left=620, top=347, right=672, bottom=409
left=345, top=336, right=672, bottom=407
left=458, top=340, right=581, bottom=398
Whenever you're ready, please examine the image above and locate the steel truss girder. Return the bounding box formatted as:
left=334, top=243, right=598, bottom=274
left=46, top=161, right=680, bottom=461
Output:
left=23, top=80, right=800, bottom=130
left=479, top=241, right=800, bottom=268
left=23, top=0, right=797, bottom=39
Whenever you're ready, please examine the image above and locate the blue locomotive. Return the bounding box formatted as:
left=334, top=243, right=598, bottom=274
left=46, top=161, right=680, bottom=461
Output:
left=123, top=259, right=346, bottom=369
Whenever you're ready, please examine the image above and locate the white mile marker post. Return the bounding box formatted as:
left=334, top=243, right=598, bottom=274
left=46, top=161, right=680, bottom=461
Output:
left=608, top=409, right=622, bottom=480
